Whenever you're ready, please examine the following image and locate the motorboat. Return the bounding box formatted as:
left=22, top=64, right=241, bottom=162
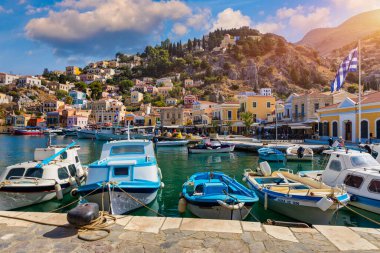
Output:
left=181, top=171, right=258, bottom=220
left=188, top=139, right=235, bottom=154
left=359, top=143, right=380, bottom=163
left=77, top=139, right=163, bottom=215
left=95, top=126, right=154, bottom=141
left=13, top=127, right=43, bottom=136
left=299, top=149, right=380, bottom=215
left=286, top=145, right=313, bottom=161
left=155, top=140, right=189, bottom=147
left=0, top=141, right=86, bottom=210
left=243, top=162, right=350, bottom=225
left=62, top=127, right=80, bottom=136
left=43, top=129, right=64, bottom=136
left=258, top=148, right=285, bottom=162
left=77, top=127, right=97, bottom=139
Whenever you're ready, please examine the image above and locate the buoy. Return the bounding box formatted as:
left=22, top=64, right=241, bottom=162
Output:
left=70, top=188, right=78, bottom=197
left=161, top=182, right=165, bottom=188
left=242, top=177, right=247, bottom=182
left=55, top=183, right=63, bottom=200
left=178, top=197, right=187, bottom=213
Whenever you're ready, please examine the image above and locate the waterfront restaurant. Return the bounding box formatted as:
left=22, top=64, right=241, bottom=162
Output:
left=317, top=91, right=380, bottom=143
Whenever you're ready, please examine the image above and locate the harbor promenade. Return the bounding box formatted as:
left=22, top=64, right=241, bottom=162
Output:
left=0, top=211, right=379, bottom=252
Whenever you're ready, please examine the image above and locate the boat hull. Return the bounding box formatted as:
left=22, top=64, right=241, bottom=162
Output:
left=0, top=185, right=72, bottom=211
left=156, top=140, right=189, bottom=147
left=258, top=154, right=285, bottom=161
left=14, top=130, right=43, bottom=136
left=286, top=155, right=313, bottom=161
left=349, top=194, right=380, bottom=215
left=95, top=133, right=154, bottom=141
left=187, top=202, right=252, bottom=220
left=77, top=131, right=96, bottom=139
left=188, top=145, right=235, bottom=154
left=82, top=188, right=159, bottom=215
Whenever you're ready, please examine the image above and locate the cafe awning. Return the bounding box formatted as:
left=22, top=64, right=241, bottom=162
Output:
left=289, top=124, right=312, bottom=130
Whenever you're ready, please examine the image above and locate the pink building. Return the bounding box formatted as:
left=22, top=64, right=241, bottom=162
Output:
left=67, top=115, right=88, bottom=128
left=184, top=95, right=198, bottom=108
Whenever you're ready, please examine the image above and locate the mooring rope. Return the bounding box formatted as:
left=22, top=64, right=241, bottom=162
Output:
left=338, top=201, right=380, bottom=226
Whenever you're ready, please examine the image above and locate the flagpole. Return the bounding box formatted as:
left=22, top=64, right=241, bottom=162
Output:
left=358, top=40, right=362, bottom=143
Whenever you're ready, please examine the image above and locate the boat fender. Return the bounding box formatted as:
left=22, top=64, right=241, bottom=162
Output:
left=158, top=167, right=163, bottom=180
left=217, top=200, right=245, bottom=210
left=55, top=182, right=63, bottom=200
left=207, top=147, right=212, bottom=150
left=67, top=203, right=100, bottom=227
left=178, top=197, right=187, bottom=213
left=161, top=182, right=165, bottom=188
left=242, top=176, right=247, bottom=182
left=70, top=188, right=78, bottom=197
left=316, top=197, right=334, bottom=211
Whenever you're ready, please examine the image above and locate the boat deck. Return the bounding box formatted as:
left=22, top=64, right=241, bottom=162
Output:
left=0, top=211, right=378, bottom=252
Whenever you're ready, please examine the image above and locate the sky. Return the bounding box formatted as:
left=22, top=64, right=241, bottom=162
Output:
left=1, top=0, right=380, bottom=75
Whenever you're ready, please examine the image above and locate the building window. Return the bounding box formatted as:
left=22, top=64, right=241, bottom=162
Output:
left=252, top=102, right=257, bottom=108
left=301, top=104, right=305, bottom=116
left=227, top=111, right=232, bottom=120
left=266, top=102, right=271, bottom=108
left=314, top=103, right=319, bottom=112
left=344, top=174, right=364, bottom=189
left=332, top=122, right=338, bottom=137
left=294, top=105, right=298, bottom=117
left=361, top=120, right=369, bottom=139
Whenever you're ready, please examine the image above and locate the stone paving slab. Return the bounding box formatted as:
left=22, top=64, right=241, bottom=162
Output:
left=161, top=217, right=182, bottom=230
left=315, top=225, right=378, bottom=251
left=241, top=221, right=262, bottom=232
left=124, top=216, right=165, bottom=234
left=180, top=218, right=242, bottom=233
left=350, top=227, right=380, bottom=236
left=263, top=225, right=299, bottom=242
left=290, top=227, right=319, bottom=233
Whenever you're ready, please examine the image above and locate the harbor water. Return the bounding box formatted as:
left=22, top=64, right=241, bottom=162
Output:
left=0, top=135, right=379, bottom=228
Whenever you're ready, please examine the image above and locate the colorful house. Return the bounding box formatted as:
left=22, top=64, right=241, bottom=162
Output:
left=212, top=102, right=241, bottom=133
left=239, top=95, right=275, bottom=123
left=318, top=91, right=380, bottom=143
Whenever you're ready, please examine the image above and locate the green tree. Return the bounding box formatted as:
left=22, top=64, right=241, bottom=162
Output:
left=240, top=112, right=254, bottom=135
left=347, top=84, right=358, bottom=94
left=55, top=90, right=68, bottom=100
left=65, top=96, right=73, bottom=105
left=118, top=79, right=134, bottom=94
left=74, top=82, right=87, bottom=92
left=89, top=81, right=103, bottom=100
left=187, top=39, right=193, bottom=52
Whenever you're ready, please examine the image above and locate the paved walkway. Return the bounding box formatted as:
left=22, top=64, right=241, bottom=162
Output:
left=0, top=211, right=379, bottom=252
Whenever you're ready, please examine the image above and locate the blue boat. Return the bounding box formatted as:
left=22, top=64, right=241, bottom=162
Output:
left=78, top=139, right=163, bottom=215
left=181, top=172, right=258, bottom=220
left=258, top=147, right=285, bottom=162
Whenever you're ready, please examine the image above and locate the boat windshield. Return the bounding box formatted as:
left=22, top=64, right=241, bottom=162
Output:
left=350, top=155, right=379, bottom=168
left=110, top=145, right=145, bottom=155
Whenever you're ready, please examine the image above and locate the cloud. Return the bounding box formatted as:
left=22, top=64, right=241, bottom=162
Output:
left=19, top=0, right=27, bottom=5
left=25, top=0, right=193, bottom=57
left=211, top=8, right=251, bottom=31
left=276, top=6, right=303, bottom=19
left=254, top=22, right=283, bottom=34
left=26, top=5, right=50, bottom=15
left=331, top=0, right=380, bottom=13
left=288, top=7, right=331, bottom=34
left=172, top=23, right=188, bottom=36
left=0, top=6, right=13, bottom=14
left=186, top=8, right=211, bottom=30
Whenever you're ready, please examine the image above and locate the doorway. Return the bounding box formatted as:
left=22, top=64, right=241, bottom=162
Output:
left=345, top=121, right=352, bottom=141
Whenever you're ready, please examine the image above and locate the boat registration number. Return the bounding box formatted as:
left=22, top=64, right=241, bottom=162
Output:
left=276, top=198, right=300, bottom=205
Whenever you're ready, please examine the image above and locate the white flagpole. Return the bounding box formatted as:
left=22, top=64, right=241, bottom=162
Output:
left=358, top=40, right=362, bottom=143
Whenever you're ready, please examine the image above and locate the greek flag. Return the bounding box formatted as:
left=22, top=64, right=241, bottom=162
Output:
left=114, top=111, right=119, bottom=122
left=330, top=47, right=358, bottom=92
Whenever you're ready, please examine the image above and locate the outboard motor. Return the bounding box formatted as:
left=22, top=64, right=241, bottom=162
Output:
left=67, top=203, right=100, bottom=227
left=297, top=146, right=305, bottom=158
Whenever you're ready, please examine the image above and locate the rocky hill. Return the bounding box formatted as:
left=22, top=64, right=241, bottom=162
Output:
left=298, top=9, right=380, bottom=56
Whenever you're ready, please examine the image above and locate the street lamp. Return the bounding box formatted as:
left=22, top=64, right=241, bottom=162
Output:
left=271, top=103, right=278, bottom=142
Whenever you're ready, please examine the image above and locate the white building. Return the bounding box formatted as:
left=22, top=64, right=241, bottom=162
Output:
left=165, top=97, right=178, bottom=106
left=17, top=76, right=42, bottom=88
left=131, top=91, right=143, bottom=104
left=0, top=93, right=13, bottom=104
left=0, top=73, right=19, bottom=85
left=87, top=99, right=126, bottom=124
left=259, top=88, right=272, bottom=96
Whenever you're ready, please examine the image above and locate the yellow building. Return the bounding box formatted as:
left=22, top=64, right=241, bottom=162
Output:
left=212, top=102, right=240, bottom=133
left=318, top=91, right=380, bottom=142
left=144, top=113, right=160, bottom=126
left=66, top=66, right=81, bottom=76
left=239, top=95, right=275, bottom=122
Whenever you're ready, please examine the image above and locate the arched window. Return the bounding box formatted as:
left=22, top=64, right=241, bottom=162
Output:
left=361, top=120, right=369, bottom=139
left=332, top=122, right=338, bottom=137
left=376, top=120, right=380, bottom=139
left=323, top=122, right=329, bottom=136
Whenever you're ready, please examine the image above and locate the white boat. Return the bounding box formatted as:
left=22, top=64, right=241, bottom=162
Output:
left=156, top=140, right=189, bottom=147
left=243, top=162, right=350, bottom=225
left=188, top=139, right=235, bottom=154
left=0, top=142, right=86, bottom=211
left=95, top=126, right=154, bottom=141
left=43, top=129, right=64, bottom=136
left=77, top=127, right=96, bottom=139
left=299, top=149, right=380, bottom=215
left=286, top=145, right=313, bottom=161
left=78, top=139, right=163, bottom=214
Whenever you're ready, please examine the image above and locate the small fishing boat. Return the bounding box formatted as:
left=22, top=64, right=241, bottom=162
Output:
left=0, top=141, right=86, bottom=210
left=62, top=128, right=79, bottom=136
left=299, top=149, right=380, bottom=215
left=258, top=148, right=285, bottom=162
left=77, top=127, right=97, bottom=139
left=155, top=140, right=189, bottom=147
left=95, top=126, right=154, bottom=141
left=13, top=127, right=43, bottom=136
left=44, top=129, right=64, bottom=136
left=77, top=139, right=163, bottom=215
left=243, top=162, right=350, bottom=225
left=286, top=146, right=313, bottom=161
left=180, top=171, right=258, bottom=220
left=188, top=139, right=235, bottom=154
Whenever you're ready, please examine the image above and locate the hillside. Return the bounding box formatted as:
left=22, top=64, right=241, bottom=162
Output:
left=298, top=9, right=380, bottom=56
